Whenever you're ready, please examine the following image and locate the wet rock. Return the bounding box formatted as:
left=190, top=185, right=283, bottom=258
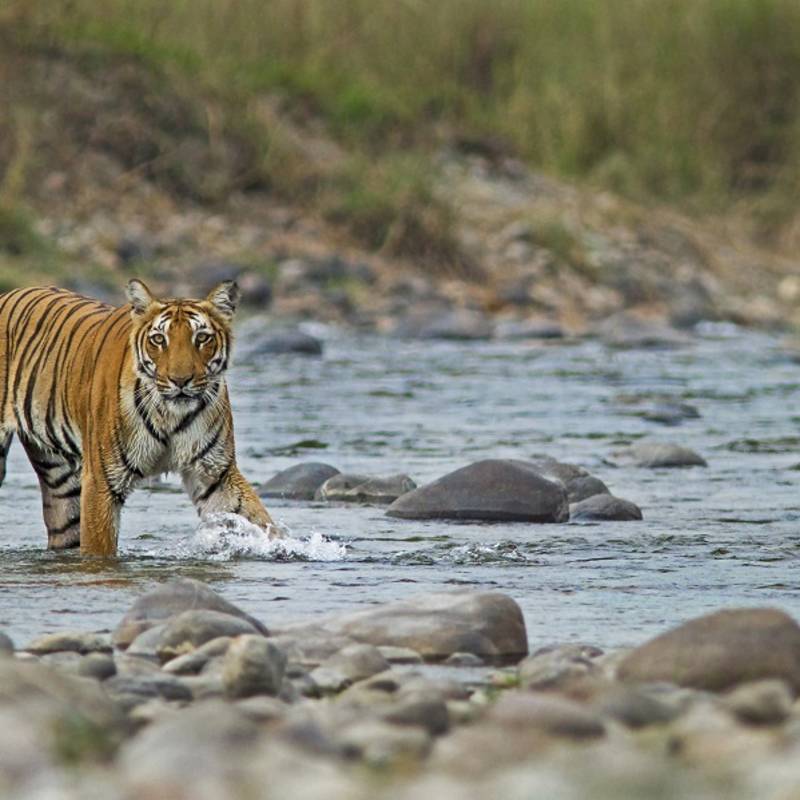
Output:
left=259, top=462, right=340, bottom=500
left=105, top=673, right=193, bottom=710
left=310, top=644, right=389, bottom=693
left=152, top=610, right=262, bottom=662
left=643, top=402, right=701, bottom=425
left=77, top=653, right=117, bottom=681
left=316, top=473, right=417, bottom=504
left=528, top=457, right=610, bottom=503
left=114, top=578, right=268, bottom=648
left=25, top=631, right=112, bottom=655
left=444, top=652, right=485, bottom=667
left=595, top=313, right=692, bottom=349
left=0, top=632, right=14, bottom=655
left=611, top=441, right=707, bottom=468
left=493, top=319, right=564, bottom=340
left=222, top=635, right=287, bottom=698
left=724, top=679, right=793, bottom=725
left=162, top=636, right=233, bottom=674
left=594, top=686, right=679, bottom=728
left=235, top=318, right=324, bottom=357
left=396, top=309, right=495, bottom=341
left=268, top=631, right=358, bottom=668
left=126, top=624, right=168, bottom=659
left=487, top=691, right=606, bottom=739
left=518, top=644, right=604, bottom=691
left=387, top=459, right=569, bottom=523
left=279, top=591, right=528, bottom=661
left=570, top=494, right=643, bottom=521
left=618, top=608, right=800, bottom=692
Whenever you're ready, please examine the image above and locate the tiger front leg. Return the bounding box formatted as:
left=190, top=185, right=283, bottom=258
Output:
left=79, top=460, right=124, bottom=556
left=183, top=460, right=278, bottom=538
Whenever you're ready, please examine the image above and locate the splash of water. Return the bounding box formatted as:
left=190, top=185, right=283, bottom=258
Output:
left=190, top=513, right=347, bottom=562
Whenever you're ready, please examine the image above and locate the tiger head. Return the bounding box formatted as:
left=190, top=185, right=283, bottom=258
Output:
left=125, top=279, right=237, bottom=404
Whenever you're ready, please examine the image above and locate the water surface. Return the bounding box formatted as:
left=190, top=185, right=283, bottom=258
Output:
left=3, top=324, right=800, bottom=649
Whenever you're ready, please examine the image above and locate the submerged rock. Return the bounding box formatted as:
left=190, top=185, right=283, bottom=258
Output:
left=595, top=313, right=692, bottom=349
left=617, top=608, right=800, bottom=692
left=611, top=441, right=707, bottom=468
left=527, top=457, right=610, bottom=503
left=235, top=320, right=324, bottom=358
left=277, top=591, right=528, bottom=661
left=570, top=494, right=643, bottom=521
left=387, top=459, right=569, bottom=523
left=114, top=578, right=268, bottom=649
left=259, top=462, right=340, bottom=500
left=316, top=473, right=416, bottom=504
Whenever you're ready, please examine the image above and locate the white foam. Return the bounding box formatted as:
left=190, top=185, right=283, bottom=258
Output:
left=190, top=513, right=347, bottom=562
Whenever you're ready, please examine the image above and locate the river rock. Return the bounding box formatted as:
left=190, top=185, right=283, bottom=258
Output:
left=151, top=610, right=262, bottom=662
left=487, top=691, right=606, bottom=739
left=617, top=608, right=800, bottom=692
left=723, top=679, right=793, bottom=725
left=594, top=686, right=680, bottom=728
left=278, top=591, right=528, bottom=661
left=310, top=644, right=390, bottom=693
left=403, top=309, right=495, bottom=341
left=611, top=441, right=707, bottom=468
left=222, top=635, right=287, bottom=698
left=316, top=473, right=417, bottom=504
left=337, top=719, right=432, bottom=765
left=493, top=319, right=564, bottom=340
left=114, top=578, right=268, bottom=648
left=236, top=324, right=323, bottom=358
left=105, top=673, right=193, bottom=710
left=259, top=462, right=340, bottom=500
left=528, top=457, right=610, bottom=502
left=77, top=653, right=117, bottom=681
left=518, top=644, right=604, bottom=691
left=595, top=313, right=691, bottom=349
left=387, top=459, right=569, bottom=523
left=25, top=631, right=112, bottom=655
left=570, top=494, right=643, bottom=521
left=163, top=636, right=233, bottom=674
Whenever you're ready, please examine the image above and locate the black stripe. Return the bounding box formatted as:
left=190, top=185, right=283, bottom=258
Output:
left=198, top=461, right=232, bottom=502
left=114, top=429, right=143, bottom=478
left=189, top=421, right=224, bottom=465
left=50, top=515, right=80, bottom=536
left=172, top=397, right=208, bottom=434
left=52, top=485, right=81, bottom=500
left=42, top=467, right=77, bottom=490
left=133, top=379, right=168, bottom=445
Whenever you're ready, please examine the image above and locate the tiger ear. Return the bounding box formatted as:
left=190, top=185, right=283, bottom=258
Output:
left=126, top=279, right=156, bottom=317
left=205, top=280, right=239, bottom=321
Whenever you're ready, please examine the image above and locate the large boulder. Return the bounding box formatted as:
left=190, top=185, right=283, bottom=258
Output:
left=617, top=608, right=800, bottom=692
left=259, top=463, right=340, bottom=500
left=113, top=578, right=268, bottom=649
left=386, top=459, right=569, bottom=523
left=276, top=591, right=528, bottom=662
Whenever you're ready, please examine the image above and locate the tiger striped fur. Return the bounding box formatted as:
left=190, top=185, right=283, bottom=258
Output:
left=0, top=279, right=275, bottom=556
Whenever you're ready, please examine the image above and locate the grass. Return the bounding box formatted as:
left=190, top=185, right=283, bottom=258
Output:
left=5, top=0, right=800, bottom=245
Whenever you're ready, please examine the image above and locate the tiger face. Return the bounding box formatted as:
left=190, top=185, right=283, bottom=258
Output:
left=126, top=279, right=237, bottom=405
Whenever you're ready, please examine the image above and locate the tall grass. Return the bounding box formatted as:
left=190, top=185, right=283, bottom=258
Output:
left=10, top=0, right=800, bottom=212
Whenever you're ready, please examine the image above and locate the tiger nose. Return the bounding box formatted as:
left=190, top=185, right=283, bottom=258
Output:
left=172, top=375, right=192, bottom=388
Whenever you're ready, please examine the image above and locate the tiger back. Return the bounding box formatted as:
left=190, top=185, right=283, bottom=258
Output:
left=0, top=280, right=274, bottom=556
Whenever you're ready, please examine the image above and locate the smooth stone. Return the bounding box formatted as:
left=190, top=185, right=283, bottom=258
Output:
left=114, top=578, right=268, bottom=648
left=564, top=475, right=611, bottom=503
left=643, top=401, right=701, bottom=425
left=618, top=608, right=800, bottom=692
left=268, top=632, right=358, bottom=668
left=487, top=691, right=606, bottom=739
left=612, top=441, right=707, bottom=468
left=126, top=624, right=168, bottom=659
left=336, top=719, right=432, bottom=765
left=277, top=591, right=528, bottom=662
left=259, top=462, right=340, bottom=500
left=154, top=610, right=261, bottom=662
left=222, top=635, right=287, bottom=698
left=77, top=653, right=117, bottom=682
left=444, top=652, right=485, bottom=667
left=378, top=693, right=450, bottom=736
left=104, top=674, right=193, bottom=709
left=407, top=309, right=495, bottom=341
left=724, top=679, right=793, bottom=725
left=518, top=644, right=604, bottom=691
left=310, top=644, right=389, bottom=693
left=387, top=459, right=569, bottom=523
left=594, top=686, right=680, bottom=728
left=595, top=313, right=692, bottom=349
left=570, top=494, right=643, bottom=521
left=315, top=473, right=416, bottom=504
left=493, top=319, right=564, bottom=340
left=180, top=672, right=226, bottom=701
left=238, top=327, right=323, bottom=357
left=378, top=646, right=424, bottom=664
left=25, top=631, right=112, bottom=655
left=234, top=695, right=290, bottom=724
left=527, top=457, right=611, bottom=503
left=162, top=636, right=233, bottom=674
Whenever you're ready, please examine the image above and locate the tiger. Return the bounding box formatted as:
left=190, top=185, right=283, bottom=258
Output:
left=0, top=279, right=276, bottom=556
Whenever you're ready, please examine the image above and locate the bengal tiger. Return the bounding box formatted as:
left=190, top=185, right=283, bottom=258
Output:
left=0, top=280, right=275, bottom=556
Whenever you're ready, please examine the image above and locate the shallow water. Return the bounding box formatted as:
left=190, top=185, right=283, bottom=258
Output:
left=3, top=324, right=800, bottom=649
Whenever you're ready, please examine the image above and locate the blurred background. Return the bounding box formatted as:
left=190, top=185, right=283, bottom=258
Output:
left=3, top=0, right=800, bottom=333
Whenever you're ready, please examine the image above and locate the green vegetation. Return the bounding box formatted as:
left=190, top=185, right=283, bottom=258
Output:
left=4, top=0, right=800, bottom=251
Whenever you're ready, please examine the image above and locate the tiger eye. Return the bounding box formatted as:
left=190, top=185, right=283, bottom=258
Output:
left=195, top=332, right=213, bottom=346
left=149, top=333, right=166, bottom=347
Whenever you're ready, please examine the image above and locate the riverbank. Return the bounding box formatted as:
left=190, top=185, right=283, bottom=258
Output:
left=2, top=576, right=800, bottom=800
